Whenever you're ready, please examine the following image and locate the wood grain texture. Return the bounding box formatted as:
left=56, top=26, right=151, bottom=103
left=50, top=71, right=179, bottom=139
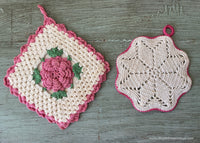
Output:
left=0, top=0, right=199, bottom=143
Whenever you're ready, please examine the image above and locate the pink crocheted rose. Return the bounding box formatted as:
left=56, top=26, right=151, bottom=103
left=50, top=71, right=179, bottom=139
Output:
left=40, top=56, right=74, bottom=92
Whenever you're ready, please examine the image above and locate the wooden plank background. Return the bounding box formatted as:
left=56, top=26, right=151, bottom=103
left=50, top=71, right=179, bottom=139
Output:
left=0, top=0, right=199, bottom=143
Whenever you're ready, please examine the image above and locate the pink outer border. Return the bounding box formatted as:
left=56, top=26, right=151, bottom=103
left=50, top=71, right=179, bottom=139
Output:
left=115, top=34, right=192, bottom=112
left=3, top=5, right=110, bottom=129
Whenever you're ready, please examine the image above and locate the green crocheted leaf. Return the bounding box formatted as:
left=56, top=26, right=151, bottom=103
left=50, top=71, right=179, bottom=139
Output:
left=70, top=84, right=74, bottom=89
left=43, top=87, right=47, bottom=91
left=47, top=47, right=63, bottom=57
left=51, top=90, right=67, bottom=99
left=41, top=57, right=45, bottom=62
left=72, top=63, right=82, bottom=80
left=32, top=68, right=41, bottom=84
left=67, top=55, right=72, bottom=61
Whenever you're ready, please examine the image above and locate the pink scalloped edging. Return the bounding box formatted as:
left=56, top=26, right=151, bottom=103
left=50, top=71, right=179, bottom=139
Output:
left=115, top=32, right=192, bottom=112
left=4, top=5, right=110, bottom=129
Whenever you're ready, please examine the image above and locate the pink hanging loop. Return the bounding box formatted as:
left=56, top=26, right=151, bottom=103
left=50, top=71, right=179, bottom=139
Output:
left=163, top=25, right=175, bottom=37
left=37, top=5, right=48, bottom=19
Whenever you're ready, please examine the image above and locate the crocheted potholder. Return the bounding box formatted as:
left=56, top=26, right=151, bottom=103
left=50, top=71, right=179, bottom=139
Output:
left=4, top=5, right=110, bottom=129
left=115, top=25, right=192, bottom=112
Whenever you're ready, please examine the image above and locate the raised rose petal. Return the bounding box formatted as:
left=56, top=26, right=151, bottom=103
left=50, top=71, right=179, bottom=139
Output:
left=58, top=76, right=65, bottom=83
left=44, top=58, right=51, bottom=63
left=43, top=78, right=53, bottom=90
left=45, top=72, right=53, bottom=79
left=51, top=57, right=60, bottom=68
left=66, top=68, right=73, bottom=77
left=52, top=71, right=60, bottom=79
left=40, top=70, right=46, bottom=79
left=61, top=78, right=71, bottom=89
left=66, top=61, right=72, bottom=68
left=52, top=79, right=63, bottom=92
left=60, top=61, right=68, bottom=69
left=43, top=61, right=54, bottom=71
left=58, top=69, right=65, bottom=78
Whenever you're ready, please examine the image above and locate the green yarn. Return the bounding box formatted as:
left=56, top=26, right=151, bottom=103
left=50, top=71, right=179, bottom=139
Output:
left=72, top=63, right=82, bottom=80
left=67, top=55, right=72, bottom=61
left=41, top=57, right=45, bottom=62
left=32, top=68, right=41, bottom=84
left=47, top=47, right=63, bottom=57
left=70, top=84, right=74, bottom=89
left=43, top=87, right=47, bottom=91
left=51, top=90, right=67, bottom=99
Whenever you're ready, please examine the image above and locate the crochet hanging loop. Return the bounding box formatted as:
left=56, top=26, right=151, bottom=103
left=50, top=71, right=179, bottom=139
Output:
left=38, top=5, right=48, bottom=20
left=163, top=25, right=175, bottom=37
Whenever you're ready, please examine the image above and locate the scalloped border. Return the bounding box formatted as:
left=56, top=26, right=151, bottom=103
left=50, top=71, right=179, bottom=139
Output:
left=115, top=35, right=192, bottom=112
left=3, top=5, right=110, bottom=129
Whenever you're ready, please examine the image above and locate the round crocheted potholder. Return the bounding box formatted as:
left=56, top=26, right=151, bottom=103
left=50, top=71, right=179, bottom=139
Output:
left=4, top=5, right=110, bottom=129
left=115, top=25, right=192, bottom=112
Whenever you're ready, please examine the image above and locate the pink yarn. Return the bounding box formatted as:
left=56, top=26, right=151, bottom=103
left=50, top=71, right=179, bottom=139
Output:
left=40, top=56, right=74, bottom=92
left=163, top=25, right=174, bottom=37
left=4, top=5, right=110, bottom=129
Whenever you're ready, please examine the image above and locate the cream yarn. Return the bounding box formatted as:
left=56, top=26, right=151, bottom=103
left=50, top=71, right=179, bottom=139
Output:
left=4, top=5, right=110, bottom=129
left=116, top=34, right=192, bottom=112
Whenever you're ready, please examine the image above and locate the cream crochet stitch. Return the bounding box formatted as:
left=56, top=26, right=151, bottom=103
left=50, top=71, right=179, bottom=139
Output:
left=116, top=29, right=192, bottom=112
left=4, top=5, right=110, bottom=129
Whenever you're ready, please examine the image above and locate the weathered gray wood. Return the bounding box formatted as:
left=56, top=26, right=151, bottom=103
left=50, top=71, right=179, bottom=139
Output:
left=0, top=0, right=200, bottom=143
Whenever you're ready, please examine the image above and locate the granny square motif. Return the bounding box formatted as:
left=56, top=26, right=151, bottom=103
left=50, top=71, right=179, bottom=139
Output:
left=4, top=5, right=110, bottom=129
left=115, top=25, right=192, bottom=112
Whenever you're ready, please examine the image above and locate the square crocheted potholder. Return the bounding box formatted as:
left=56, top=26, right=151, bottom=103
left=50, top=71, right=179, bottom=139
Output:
left=115, top=25, right=192, bottom=112
left=4, top=5, right=110, bottom=129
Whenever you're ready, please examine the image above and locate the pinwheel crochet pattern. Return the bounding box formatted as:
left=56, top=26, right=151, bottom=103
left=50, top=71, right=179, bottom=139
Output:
left=115, top=25, right=192, bottom=112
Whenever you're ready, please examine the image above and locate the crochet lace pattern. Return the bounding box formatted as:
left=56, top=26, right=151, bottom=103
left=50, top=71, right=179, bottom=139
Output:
left=115, top=25, right=192, bottom=112
left=4, top=5, right=110, bottom=129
